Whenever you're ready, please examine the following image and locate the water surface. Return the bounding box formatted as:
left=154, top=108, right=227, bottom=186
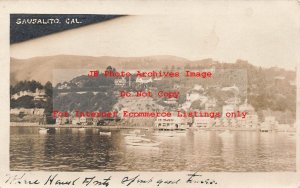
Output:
left=10, top=127, right=296, bottom=171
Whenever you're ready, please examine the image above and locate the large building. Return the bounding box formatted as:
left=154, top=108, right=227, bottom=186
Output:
left=11, top=88, right=47, bottom=101
left=154, top=116, right=189, bottom=130
left=237, top=103, right=259, bottom=129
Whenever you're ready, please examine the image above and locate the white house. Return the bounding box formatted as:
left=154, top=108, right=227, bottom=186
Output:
left=114, top=77, right=126, bottom=86
left=11, top=88, right=47, bottom=101
left=136, top=77, right=153, bottom=84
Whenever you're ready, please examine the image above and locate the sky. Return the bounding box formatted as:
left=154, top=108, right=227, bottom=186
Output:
left=10, top=1, right=300, bottom=70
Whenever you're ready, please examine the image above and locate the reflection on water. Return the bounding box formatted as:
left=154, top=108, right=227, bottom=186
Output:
left=10, top=127, right=296, bottom=171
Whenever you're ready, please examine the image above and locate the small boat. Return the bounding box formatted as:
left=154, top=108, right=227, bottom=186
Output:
left=78, top=128, right=86, bottom=131
left=125, top=136, right=160, bottom=147
left=125, top=135, right=150, bottom=141
left=39, top=128, right=49, bottom=134
left=99, top=132, right=111, bottom=136
left=126, top=141, right=161, bottom=147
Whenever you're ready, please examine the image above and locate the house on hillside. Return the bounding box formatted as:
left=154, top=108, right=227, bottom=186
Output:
left=11, top=88, right=47, bottom=101
left=136, top=77, right=153, bottom=84
left=114, top=77, right=127, bottom=86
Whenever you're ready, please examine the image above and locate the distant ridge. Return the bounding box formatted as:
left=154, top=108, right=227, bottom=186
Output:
left=10, top=55, right=293, bottom=85
left=10, top=55, right=191, bottom=85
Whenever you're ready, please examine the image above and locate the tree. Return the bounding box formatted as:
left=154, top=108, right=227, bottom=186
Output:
left=44, top=81, right=53, bottom=97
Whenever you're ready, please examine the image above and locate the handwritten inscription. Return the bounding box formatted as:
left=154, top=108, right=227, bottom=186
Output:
left=5, top=173, right=40, bottom=185
left=4, top=173, right=111, bottom=187
left=3, top=172, right=217, bottom=187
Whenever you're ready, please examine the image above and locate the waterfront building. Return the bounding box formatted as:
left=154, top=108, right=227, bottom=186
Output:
left=192, top=117, right=213, bottom=128
left=72, top=117, right=80, bottom=125
left=238, top=114, right=259, bottom=129
left=154, top=116, right=189, bottom=130
left=56, top=117, right=69, bottom=125
left=260, top=116, right=278, bottom=132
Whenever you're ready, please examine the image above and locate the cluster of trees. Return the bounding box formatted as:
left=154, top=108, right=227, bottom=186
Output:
left=53, top=66, right=120, bottom=113
left=55, top=66, right=137, bottom=92
left=10, top=80, right=43, bottom=95
left=54, top=91, right=117, bottom=112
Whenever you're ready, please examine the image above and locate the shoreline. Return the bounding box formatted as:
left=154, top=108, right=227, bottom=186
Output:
left=10, top=122, right=296, bottom=132
left=10, top=122, right=151, bottom=130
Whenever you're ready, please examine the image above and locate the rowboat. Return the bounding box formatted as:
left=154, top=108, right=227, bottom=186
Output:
left=39, top=128, right=49, bottom=134
left=99, top=132, right=112, bottom=136
left=125, top=136, right=160, bottom=147
left=126, top=141, right=161, bottom=147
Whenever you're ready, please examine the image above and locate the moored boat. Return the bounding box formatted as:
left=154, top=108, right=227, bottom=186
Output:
left=99, top=132, right=112, bottom=136
left=39, top=128, right=49, bottom=134
left=125, top=135, right=160, bottom=147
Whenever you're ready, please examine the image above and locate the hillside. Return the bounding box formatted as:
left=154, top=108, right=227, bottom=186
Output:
left=10, top=55, right=190, bottom=85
